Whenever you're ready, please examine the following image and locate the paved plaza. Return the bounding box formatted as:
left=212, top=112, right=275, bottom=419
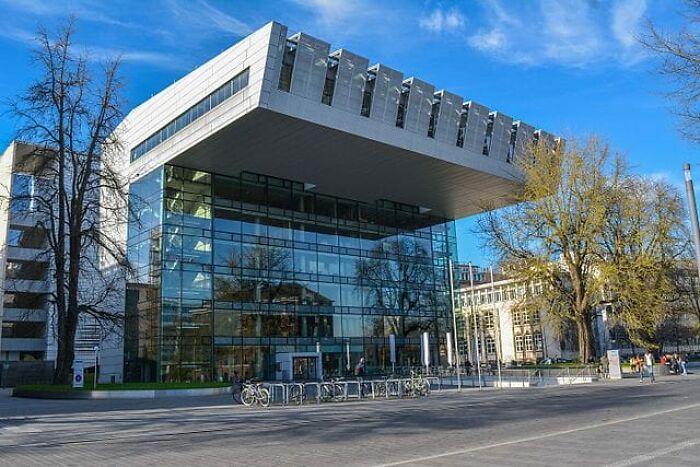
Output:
left=1, top=376, right=699, bottom=466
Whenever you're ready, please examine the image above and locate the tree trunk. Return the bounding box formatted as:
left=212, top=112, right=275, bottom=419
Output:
left=53, top=310, right=78, bottom=384
left=575, top=315, right=595, bottom=363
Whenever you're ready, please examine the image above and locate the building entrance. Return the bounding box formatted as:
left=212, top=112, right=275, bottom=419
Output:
left=275, top=352, right=322, bottom=382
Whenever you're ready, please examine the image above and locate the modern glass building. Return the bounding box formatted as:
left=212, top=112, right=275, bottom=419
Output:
left=117, top=21, right=555, bottom=383
left=125, top=165, right=456, bottom=382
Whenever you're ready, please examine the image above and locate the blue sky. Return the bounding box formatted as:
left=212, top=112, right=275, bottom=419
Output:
left=0, top=0, right=694, bottom=265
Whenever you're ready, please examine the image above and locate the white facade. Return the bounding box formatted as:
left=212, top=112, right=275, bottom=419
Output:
left=459, top=272, right=568, bottom=364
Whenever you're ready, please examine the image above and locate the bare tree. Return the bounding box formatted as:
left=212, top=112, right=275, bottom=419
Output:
left=6, top=20, right=129, bottom=384
left=641, top=0, right=700, bottom=142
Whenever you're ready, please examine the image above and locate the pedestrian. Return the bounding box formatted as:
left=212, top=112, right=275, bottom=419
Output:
left=231, top=370, right=243, bottom=403
left=354, top=357, right=365, bottom=378
left=600, top=354, right=609, bottom=379
left=635, top=354, right=643, bottom=375
left=466, top=359, right=473, bottom=376
left=640, top=350, right=655, bottom=383
left=680, top=353, right=688, bottom=376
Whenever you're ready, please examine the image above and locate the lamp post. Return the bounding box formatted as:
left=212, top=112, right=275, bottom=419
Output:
left=468, top=263, right=483, bottom=390
left=448, top=259, right=462, bottom=391
left=684, top=164, right=700, bottom=285
left=93, top=345, right=100, bottom=389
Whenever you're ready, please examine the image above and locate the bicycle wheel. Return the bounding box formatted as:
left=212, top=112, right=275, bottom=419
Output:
left=419, top=380, right=431, bottom=396
left=232, top=386, right=242, bottom=404
left=320, top=384, right=332, bottom=402
left=241, top=387, right=256, bottom=407
left=289, top=385, right=305, bottom=403
left=258, top=388, right=271, bottom=407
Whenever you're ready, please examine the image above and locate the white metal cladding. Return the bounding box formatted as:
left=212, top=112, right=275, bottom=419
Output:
left=433, top=90, right=462, bottom=145
left=488, top=112, right=514, bottom=163
left=330, top=49, right=369, bottom=114
left=535, top=129, right=557, bottom=152
left=512, top=121, right=536, bottom=163
left=289, top=33, right=330, bottom=101
left=462, top=101, right=490, bottom=155
left=368, top=64, right=403, bottom=125
left=402, top=77, right=434, bottom=136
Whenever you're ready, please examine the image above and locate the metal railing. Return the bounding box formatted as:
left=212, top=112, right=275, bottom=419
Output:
left=247, top=376, right=435, bottom=407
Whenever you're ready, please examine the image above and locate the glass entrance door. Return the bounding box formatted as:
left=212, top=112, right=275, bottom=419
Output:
left=292, top=356, right=318, bottom=381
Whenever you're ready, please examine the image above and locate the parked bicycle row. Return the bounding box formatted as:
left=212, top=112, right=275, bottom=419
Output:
left=232, top=372, right=434, bottom=407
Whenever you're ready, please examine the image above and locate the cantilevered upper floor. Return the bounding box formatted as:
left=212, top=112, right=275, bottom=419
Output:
left=118, top=21, right=560, bottom=219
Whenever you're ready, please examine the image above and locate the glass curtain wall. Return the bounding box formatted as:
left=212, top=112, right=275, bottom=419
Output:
left=126, top=164, right=457, bottom=382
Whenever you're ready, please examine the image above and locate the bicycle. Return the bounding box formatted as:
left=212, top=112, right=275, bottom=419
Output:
left=320, top=379, right=346, bottom=402
left=404, top=371, right=430, bottom=397
left=240, top=382, right=271, bottom=407
left=288, top=384, right=306, bottom=404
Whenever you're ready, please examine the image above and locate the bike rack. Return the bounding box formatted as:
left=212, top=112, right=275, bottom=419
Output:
left=267, top=383, right=288, bottom=405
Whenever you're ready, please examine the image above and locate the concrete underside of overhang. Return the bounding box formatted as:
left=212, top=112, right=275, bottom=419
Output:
left=170, top=108, right=522, bottom=219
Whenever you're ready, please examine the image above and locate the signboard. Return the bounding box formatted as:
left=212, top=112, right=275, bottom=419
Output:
left=606, top=349, right=622, bottom=380
left=389, top=334, right=396, bottom=364
left=421, top=332, right=430, bottom=367
left=72, top=360, right=84, bottom=388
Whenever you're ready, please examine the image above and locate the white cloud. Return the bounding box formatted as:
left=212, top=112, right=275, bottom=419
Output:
left=164, top=0, right=252, bottom=36
left=612, top=0, right=648, bottom=47
left=464, top=0, right=651, bottom=68
left=419, top=9, right=466, bottom=34
left=468, top=29, right=506, bottom=52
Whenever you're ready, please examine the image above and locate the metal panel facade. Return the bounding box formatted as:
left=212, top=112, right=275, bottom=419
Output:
left=536, top=129, right=557, bottom=152
left=487, top=112, right=514, bottom=162
left=512, top=121, right=535, bottom=163
left=433, top=90, right=462, bottom=145
left=402, top=77, right=434, bottom=136
left=289, top=33, right=330, bottom=102
left=462, top=101, right=490, bottom=155
left=330, top=49, right=369, bottom=114
left=369, top=64, right=403, bottom=125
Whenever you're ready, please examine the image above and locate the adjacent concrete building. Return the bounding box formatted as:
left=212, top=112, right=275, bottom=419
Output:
left=0, top=142, right=122, bottom=385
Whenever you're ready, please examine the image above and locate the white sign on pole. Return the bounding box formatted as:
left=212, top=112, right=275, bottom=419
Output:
left=389, top=334, right=396, bottom=364
left=421, top=332, right=430, bottom=367
left=446, top=332, right=454, bottom=366
left=72, top=360, right=84, bottom=389
left=606, top=349, right=623, bottom=380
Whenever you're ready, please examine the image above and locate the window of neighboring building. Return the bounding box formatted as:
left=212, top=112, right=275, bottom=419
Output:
left=484, top=311, right=494, bottom=329
left=525, top=334, right=534, bottom=351
left=7, top=225, right=47, bottom=249
left=515, top=335, right=524, bottom=352
left=10, top=174, right=35, bottom=213
left=2, top=292, right=47, bottom=309
left=1, top=321, right=45, bottom=338
left=486, top=335, right=496, bottom=354
left=513, top=311, right=522, bottom=326
left=5, top=260, right=48, bottom=281
left=534, top=332, right=543, bottom=351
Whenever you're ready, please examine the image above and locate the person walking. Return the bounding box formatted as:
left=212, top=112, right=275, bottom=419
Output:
left=635, top=354, right=643, bottom=377
left=641, top=350, right=655, bottom=383
left=600, top=354, right=609, bottom=379
left=680, top=353, right=689, bottom=376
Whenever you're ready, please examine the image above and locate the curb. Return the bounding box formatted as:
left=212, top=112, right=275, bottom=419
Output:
left=12, top=386, right=232, bottom=400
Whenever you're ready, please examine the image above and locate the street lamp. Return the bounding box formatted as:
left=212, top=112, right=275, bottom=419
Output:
left=93, top=345, right=100, bottom=389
